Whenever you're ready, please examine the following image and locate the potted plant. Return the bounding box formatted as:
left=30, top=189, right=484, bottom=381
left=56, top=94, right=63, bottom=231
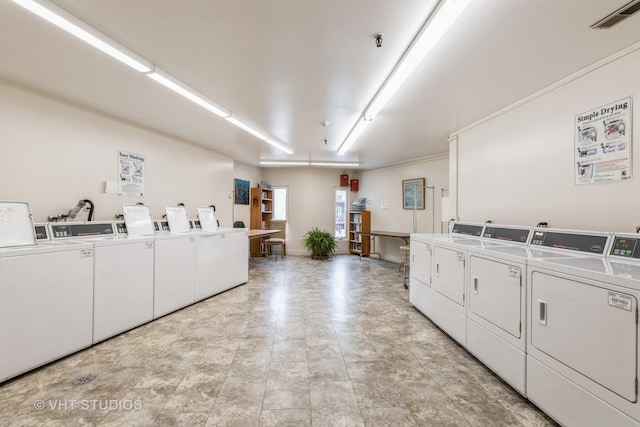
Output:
left=301, top=227, right=338, bottom=259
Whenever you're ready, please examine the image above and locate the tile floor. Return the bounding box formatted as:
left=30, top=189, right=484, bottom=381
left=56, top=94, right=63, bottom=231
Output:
left=0, top=255, right=557, bottom=426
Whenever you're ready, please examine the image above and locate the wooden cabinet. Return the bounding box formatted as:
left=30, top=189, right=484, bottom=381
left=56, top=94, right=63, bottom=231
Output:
left=349, top=211, right=370, bottom=256
left=250, top=187, right=273, bottom=256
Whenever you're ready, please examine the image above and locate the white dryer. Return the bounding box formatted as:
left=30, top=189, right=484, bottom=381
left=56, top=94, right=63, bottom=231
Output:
left=465, top=225, right=533, bottom=394
left=0, top=203, right=94, bottom=382
left=409, top=233, right=436, bottom=318
left=50, top=221, right=155, bottom=344
left=422, top=223, right=487, bottom=346
left=525, top=229, right=640, bottom=426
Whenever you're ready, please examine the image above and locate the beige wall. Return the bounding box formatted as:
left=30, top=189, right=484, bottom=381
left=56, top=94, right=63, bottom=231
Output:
left=0, top=80, right=235, bottom=225
left=262, top=156, right=449, bottom=260
left=232, top=161, right=262, bottom=227
left=263, top=167, right=349, bottom=255
left=358, top=156, right=449, bottom=263
left=453, top=44, right=640, bottom=232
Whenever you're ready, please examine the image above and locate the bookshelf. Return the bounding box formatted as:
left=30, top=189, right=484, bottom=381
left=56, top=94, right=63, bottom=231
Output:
left=348, top=210, right=370, bottom=256
left=250, top=187, right=273, bottom=256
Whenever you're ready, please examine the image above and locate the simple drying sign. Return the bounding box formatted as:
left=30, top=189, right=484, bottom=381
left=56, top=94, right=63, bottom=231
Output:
left=575, top=97, right=632, bottom=185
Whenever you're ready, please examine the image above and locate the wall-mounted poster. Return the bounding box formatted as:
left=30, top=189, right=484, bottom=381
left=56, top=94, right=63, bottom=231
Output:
left=234, top=178, right=250, bottom=205
left=575, top=97, right=632, bottom=185
left=118, top=150, right=145, bottom=196
left=403, top=178, right=425, bottom=209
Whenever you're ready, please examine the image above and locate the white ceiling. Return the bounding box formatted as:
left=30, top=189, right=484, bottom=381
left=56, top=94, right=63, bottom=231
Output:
left=2, top=0, right=640, bottom=169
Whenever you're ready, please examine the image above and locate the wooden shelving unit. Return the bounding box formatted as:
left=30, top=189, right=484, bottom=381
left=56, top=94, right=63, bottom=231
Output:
left=250, top=187, right=273, bottom=257
left=348, top=210, right=370, bottom=256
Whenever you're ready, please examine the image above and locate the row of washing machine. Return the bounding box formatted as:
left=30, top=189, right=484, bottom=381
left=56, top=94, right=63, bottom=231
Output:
left=0, top=202, right=248, bottom=383
left=410, top=223, right=640, bottom=427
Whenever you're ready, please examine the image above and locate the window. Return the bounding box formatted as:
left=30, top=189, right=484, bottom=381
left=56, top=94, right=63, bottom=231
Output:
left=272, top=186, right=288, bottom=221
left=334, top=188, right=348, bottom=239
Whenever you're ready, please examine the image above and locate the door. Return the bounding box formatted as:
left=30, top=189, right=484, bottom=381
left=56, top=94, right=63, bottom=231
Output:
left=432, top=246, right=466, bottom=306
left=410, top=239, right=431, bottom=286
left=530, top=271, right=637, bottom=402
left=469, top=255, right=522, bottom=338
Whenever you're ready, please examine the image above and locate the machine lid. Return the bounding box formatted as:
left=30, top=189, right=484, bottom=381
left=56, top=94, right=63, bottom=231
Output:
left=529, top=229, right=609, bottom=255
left=165, top=206, right=190, bottom=233
left=123, top=205, right=155, bottom=237
left=482, top=225, right=531, bottom=244
left=0, top=201, right=37, bottom=247
left=451, top=222, right=484, bottom=237
left=50, top=222, right=115, bottom=239
left=197, top=207, right=219, bottom=232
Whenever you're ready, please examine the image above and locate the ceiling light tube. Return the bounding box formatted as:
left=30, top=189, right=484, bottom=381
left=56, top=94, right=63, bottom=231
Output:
left=366, top=0, right=470, bottom=120
left=11, top=0, right=153, bottom=73
left=310, top=162, right=360, bottom=167
left=147, top=69, right=229, bottom=117
left=260, top=161, right=309, bottom=166
left=337, top=116, right=371, bottom=156
left=265, top=139, right=294, bottom=155
left=337, top=0, right=470, bottom=156
left=226, top=116, right=271, bottom=142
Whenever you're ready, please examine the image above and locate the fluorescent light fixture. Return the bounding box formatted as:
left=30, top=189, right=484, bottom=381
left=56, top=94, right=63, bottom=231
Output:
left=147, top=70, right=229, bottom=117
left=310, top=162, right=360, bottom=167
left=265, top=139, right=294, bottom=155
left=225, top=116, right=269, bottom=141
left=260, top=161, right=310, bottom=166
left=337, top=0, right=470, bottom=155
left=337, top=115, right=371, bottom=156
left=11, top=0, right=152, bottom=73
left=13, top=0, right=296, bottom=156
left=260, top=160, right=360, bottom=167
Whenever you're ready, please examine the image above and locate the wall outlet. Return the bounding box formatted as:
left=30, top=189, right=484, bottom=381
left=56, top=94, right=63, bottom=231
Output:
left=633, top=223, right=640, bottom=233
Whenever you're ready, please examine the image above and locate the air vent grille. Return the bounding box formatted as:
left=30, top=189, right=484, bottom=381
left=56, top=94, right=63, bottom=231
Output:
left=592, top=0, right=640, bottom=28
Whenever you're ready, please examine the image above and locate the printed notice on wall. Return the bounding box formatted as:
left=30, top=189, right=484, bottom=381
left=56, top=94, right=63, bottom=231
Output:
left=575, top=97, right=632, bottom=185
left=118, top=150, right=145, bottom=197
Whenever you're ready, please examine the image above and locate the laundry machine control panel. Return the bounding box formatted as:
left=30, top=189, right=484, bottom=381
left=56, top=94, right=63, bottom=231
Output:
left=610, top=235, right=640, bottom=259
left=34, top=224, right=49, bottom=241
left=483, top=226, right=531, bottom=243
left=451, top=223, right=484, bottom=237
left=114, top=222, right=128, bottom=234
left=155, top=220, right=170, bottom=232
left=529, top=230, right=608, bottom=254
left=50, top=222, right=115, bottom=239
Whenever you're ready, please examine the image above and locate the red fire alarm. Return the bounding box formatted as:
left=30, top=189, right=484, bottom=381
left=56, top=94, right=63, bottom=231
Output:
left=340, top=173, right=349, bottom=187
left=350, top=178, right=359, bottom=192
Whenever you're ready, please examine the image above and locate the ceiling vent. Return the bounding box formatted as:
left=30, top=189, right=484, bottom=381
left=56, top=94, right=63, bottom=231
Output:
left=591, top=0, right=640, bottom=28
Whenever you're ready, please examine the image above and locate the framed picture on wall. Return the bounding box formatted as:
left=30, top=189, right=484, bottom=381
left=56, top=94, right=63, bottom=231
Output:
left=403, top=178, right=425, bottom=210
left=234, top=178, right=250, bottom=205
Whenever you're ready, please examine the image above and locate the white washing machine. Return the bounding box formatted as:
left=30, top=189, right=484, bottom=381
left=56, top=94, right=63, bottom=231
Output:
left=0, top=203, right=94, bottom=382
left=192, top=207, right=225, bottom=300
left=221, top=227, right=249, bottom=290
left=525, top=229, right=640, bottom=426
left=50, top=220, right=155, bottom=344
left=153, top=206, right=196, bottom=318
